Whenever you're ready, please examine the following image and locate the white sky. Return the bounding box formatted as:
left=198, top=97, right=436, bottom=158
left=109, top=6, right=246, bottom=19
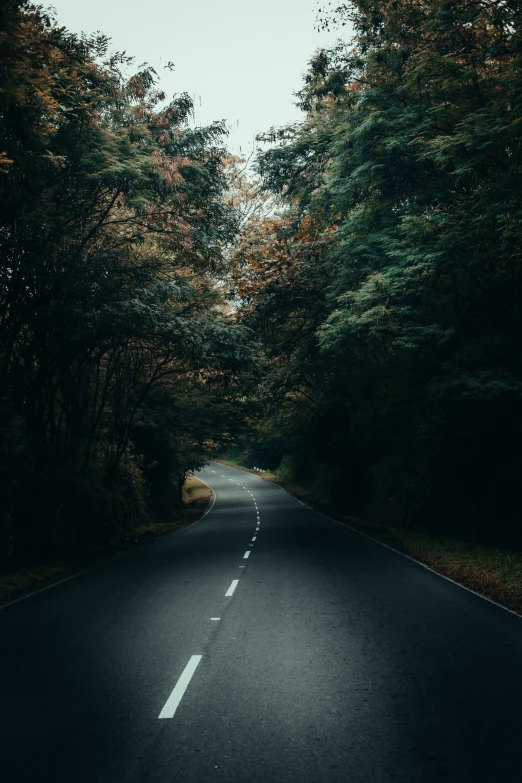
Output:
left=49, top=0, right=346, bottom=158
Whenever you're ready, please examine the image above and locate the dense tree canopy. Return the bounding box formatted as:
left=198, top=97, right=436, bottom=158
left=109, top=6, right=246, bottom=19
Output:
left=2, top=0, right=521, bottom=564
left=0, top=1, right=253, bottom=562
left=234, top=0, right=522, bottom=545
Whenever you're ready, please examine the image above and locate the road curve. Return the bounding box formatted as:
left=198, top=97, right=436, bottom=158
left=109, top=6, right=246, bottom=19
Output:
left=1, top=461, right=521, bottom=782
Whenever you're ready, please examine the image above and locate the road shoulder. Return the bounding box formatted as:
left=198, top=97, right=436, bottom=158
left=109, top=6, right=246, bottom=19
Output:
left=215, top=459, right=522, bottom=616
left=0, top=475, right=213, bottom=608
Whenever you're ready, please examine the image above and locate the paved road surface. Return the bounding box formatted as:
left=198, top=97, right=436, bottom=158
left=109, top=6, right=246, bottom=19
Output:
left=1, top=462, right=522, bottom=782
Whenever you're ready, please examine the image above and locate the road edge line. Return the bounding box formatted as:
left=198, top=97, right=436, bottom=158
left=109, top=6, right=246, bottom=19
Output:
left=0, top=481, right=217, bottom=612
left=216, top=462, right=522, bottom=620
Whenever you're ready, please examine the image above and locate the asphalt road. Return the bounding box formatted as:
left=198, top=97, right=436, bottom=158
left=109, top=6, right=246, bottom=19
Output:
left=1, top=462, right=522, bottom=783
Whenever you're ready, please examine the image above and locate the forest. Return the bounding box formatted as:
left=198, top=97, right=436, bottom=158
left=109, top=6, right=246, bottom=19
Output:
left=1, top=0, right=521, bottom=569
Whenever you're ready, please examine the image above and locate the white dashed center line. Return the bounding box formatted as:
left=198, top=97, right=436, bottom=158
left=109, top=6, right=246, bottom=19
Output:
left=159, top=655, right=202, bottom=720
left=243, top=551, right=251, bottom=559
left=225, top=579, right=239, bottom=596
left=252, top=536, right=257, bottom=541
left=211, top=617, right=220, bottom=621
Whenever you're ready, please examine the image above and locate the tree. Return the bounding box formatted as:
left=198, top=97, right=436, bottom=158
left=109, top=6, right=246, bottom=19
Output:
left=0, top=2, right=253, bottom=562
left=243, top=0, right=522, bottom=542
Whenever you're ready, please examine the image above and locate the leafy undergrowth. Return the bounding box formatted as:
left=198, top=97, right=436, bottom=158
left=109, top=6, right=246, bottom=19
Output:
left=215, top=460, right=522, bottom=615
left=0, top=475, right=212, bottom=605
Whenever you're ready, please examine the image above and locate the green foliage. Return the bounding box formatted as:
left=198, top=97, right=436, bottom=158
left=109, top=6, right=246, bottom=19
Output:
left=0, top=3, right=253, bottom=564
left=242, top=0, right=522, bottom=545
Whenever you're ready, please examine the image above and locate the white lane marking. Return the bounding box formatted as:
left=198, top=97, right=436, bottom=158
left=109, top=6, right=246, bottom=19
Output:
left=211, top=470, right=216, bottom=473
left=243, top=551, right=250, bottom=559
left=225, top=579, right=239, bottom=596
left=239, top=565, right=245, bottom=568
left=244, top=459, right=522, bottom=621
left=210, top=460, right=518, bottom=620
left=252, top=536, right=257, bottom=541
left=198, top=480, right=216, bottom=520
left=211, top=617, right=220, bottom=621
left=159, top=655, right=202, bottom=719
left=0, top=565, right=102, bottom=611
left=221, top=474, right=226, bottom=477
left=256, top=528, right=259, bottom=532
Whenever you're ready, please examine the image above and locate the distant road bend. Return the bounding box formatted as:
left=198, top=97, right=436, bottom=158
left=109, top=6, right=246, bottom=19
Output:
left=1, top=462, right=522, bottom=782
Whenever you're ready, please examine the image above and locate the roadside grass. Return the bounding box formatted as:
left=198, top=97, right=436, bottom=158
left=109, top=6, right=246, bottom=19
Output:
left=182, top=474, right=213, bottom=506
left=0, top=474, right=212, bottom=605
left=215, top=459, right=522, bottom=615
left=215, top=458, right=261, bottom=474
left=340, top=518, right=522, bottom=615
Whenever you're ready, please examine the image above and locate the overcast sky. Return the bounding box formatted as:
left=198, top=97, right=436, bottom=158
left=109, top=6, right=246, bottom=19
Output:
left=49, top=0, right=346, bottom=157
